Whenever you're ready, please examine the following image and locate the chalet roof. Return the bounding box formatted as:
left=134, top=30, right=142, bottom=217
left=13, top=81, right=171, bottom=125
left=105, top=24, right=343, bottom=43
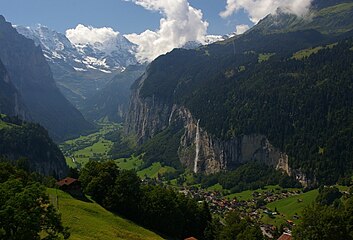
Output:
left=278, top=233, right=292, bottom=240
left=57, top=177, right=78, bottom=187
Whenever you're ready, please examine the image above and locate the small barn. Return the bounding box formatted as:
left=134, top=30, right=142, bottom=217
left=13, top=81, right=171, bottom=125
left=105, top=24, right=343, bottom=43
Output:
left=278, top=233, right=292, bottom=240
left=57, top=177, right=83, bottom=197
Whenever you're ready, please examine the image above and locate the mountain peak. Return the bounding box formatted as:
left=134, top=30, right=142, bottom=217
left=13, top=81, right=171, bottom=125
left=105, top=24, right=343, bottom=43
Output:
left=15, top=25, right=138, bottom=73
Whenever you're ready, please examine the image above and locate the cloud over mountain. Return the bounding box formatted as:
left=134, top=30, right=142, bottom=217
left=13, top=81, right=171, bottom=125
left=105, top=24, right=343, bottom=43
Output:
left=66, top=24, right=119, bottom=46
left=124, top=0, right=208, bottom=62
left=220, top=0, right=313, bottom=23
left=235, top=24, right=250, bottom=35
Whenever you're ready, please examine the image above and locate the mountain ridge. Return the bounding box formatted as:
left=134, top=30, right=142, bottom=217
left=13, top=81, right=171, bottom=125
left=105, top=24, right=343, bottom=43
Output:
left=0, top=15, right=93, bottom=141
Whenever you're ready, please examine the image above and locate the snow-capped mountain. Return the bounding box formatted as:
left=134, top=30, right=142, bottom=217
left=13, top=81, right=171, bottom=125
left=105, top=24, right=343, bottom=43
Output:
left=15, top=24, right=137, bottom=73
left=14, top=24, right=139, bottom=109
left=182, top=34, right=233, bottom=49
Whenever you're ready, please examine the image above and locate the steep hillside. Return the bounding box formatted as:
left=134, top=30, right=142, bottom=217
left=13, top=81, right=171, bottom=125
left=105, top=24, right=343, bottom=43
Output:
left=126, top=1, right=353, bottom=185
left=47, top=188, right=163, bottom=240
left=82, top=64, right=146, bottom=122
left=251, top=1, right=353, bottom=35
left=0, top=16, right=93, bottom=141
left=0, top=116, right=68, bottom=178
left=0, top=60, right=29, bottom=120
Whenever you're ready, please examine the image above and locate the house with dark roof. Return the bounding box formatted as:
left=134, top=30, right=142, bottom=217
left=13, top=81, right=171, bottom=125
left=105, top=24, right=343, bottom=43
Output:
left=278, top=233, right=292, bottom=240
left=57, top=177, right=83, bottom=197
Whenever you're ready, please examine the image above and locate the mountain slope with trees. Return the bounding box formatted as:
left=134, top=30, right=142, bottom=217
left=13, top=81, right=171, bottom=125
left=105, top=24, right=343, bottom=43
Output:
left=126, top=0, right=353, bottom=185
left=0, top=115, right=68, bottom=178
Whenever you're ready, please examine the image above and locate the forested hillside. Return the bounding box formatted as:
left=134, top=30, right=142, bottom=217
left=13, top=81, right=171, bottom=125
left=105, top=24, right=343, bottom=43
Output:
left=126, top=1, right=353, bottom=185
left=0, top=115, right=68, bottom=178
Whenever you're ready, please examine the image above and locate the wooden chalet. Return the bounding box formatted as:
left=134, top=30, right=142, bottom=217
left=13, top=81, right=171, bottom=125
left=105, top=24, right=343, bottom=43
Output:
left=278, top=233, right=292, bottom=240
left=57, top=177, right=83, bottom=197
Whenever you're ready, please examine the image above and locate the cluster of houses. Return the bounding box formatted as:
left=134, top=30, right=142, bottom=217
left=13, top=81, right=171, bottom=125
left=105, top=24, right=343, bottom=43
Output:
left=179, top=187, right=301, bottom=217
left=179, top=187, right=300, bottom=240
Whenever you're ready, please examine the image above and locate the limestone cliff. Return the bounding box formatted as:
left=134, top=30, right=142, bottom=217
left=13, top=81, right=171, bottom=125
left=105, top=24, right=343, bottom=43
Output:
left=170, top=106, right=291, bottom=174
left=126, top=71, right=173, bottom=144
left=127, top=77, right=310, bottom=185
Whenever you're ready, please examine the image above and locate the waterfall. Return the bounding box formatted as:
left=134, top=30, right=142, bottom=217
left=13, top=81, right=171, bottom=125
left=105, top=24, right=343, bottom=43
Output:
left=194, top=119, right=200, bottom=173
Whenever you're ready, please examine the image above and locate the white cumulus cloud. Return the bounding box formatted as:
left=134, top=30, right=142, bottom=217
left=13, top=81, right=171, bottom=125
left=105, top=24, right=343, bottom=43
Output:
left=220, top=0, right=313, bottom=23
left=66, top=24, right=119, bottom=46
left=235, top=24, right=250, bottom=35
left=124, top=0, right=208, bottom=62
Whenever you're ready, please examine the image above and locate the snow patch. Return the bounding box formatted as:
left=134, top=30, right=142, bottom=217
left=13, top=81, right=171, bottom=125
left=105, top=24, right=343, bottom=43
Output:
left=73, top=67, right=87, bottom=72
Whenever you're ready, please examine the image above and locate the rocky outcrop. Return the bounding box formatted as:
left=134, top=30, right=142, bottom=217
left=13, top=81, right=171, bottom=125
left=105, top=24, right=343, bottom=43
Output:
left=126, top=71, right=173, bottom=144
left=170, top=106, right=291, bottom=175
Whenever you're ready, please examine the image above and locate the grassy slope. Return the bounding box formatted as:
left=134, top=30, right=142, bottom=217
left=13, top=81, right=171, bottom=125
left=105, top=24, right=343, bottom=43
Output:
left=261, top=189, right=319, bottom=226
left=47, top=188, right=163, bottom=240
left=318, top=2, right=353, bottom=16
left=292, top=43, right=338, bottom=60
left=0, top=118, right=17, bottom=129
left=137, top=162, right=176, bottom=179
left=0, top=120, right=10, bottom=129
left=114, top=155, right=143, bottom=170
left=206, top=183, right=223, bottom=191
left=258, top=53, right=275, bottom=63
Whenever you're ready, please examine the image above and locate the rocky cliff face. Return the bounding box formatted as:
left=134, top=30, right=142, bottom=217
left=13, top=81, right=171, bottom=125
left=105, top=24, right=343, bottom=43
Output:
left=168, top=106, right=291, bottom=175
left=126, top=71, right=173, bottom=144
left=0, top=60, right=29, bottom=120
left=127, top=76, right=312, bottom=185
left=0, top=15, right=93, bottom=141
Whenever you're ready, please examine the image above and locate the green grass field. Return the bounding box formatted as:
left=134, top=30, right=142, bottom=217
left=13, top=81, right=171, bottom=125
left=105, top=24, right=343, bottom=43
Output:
left=225, top=185, right=295, bottom=201
left=207, top=183, right=223, bottom=191
left=114, top=155, right=143, bottom=170
left=262, top=189, right=319, bottom=226
left=47, top=188, right=163, bottom=240
left=258, top=53, right=275, bottom=63
left=137, top=162, right=176, bottom=179
left=61, top=123, right=120, bottom=168
left=0, top=119, right=17, bottom=129
left=317, top=2, right=353, bottom=16
left=0, top=120, right=10, bottom=129
left=292, top=43, right=337, bottom=60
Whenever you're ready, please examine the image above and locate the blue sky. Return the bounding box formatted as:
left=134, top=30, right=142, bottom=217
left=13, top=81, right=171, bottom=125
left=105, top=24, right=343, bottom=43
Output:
left=0, top=0, right=252, bottom=35
left=1, top=0, right=312, bottom=62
